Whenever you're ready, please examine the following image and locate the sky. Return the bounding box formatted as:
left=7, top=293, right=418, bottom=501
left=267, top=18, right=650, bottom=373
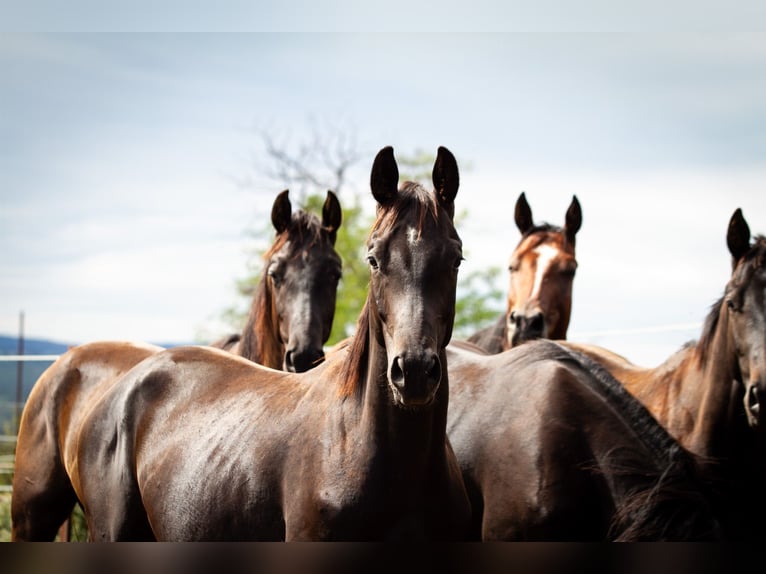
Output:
left=2, top=13, right=766, bottom=366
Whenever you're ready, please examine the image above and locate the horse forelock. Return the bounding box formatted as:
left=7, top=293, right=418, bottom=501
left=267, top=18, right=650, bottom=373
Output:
left=515, top=226, right=572, bottom=256
left=264, top=210, right=331, bottom=261
left=371, top=181, right=445, bottom=238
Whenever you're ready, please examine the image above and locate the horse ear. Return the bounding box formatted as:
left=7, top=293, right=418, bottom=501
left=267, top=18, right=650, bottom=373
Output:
left=271, top=189, right=292, bottom=234
left=727, top=208, right=751, bottom=265
left=322, top=190, right=342, bottom=244
left=432, top=146, right=459, bottom=209
left=514, top=192, right=534, bottom=234
left=564, top=195, right=582, bottom=246
left=370, top=146, right=399, bottom=205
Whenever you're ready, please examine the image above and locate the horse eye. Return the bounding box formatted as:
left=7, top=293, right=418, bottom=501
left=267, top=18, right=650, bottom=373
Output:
left=367, top=255, right=379, bottom=270
left=267, top=269, right=282, bottom=287
left=454, top=256, right=464, bottom=269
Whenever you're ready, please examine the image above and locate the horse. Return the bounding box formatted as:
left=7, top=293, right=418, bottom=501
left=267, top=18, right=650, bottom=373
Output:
left=445, top=338, right=722, bottom=541
left=12, top=145, right=472, bottom=541
left=559, top=207, right=766, bottom=540
left=211, top=188, right=342, bottom=372
left=466, top=192, right=581, bottom=352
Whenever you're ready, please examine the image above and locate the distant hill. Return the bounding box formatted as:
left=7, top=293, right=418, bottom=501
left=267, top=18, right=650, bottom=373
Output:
left=0, top=334, right=72, bottom=356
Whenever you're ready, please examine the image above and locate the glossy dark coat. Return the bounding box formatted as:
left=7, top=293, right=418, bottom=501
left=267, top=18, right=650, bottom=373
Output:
left=446, top=338, right=721, bottom=541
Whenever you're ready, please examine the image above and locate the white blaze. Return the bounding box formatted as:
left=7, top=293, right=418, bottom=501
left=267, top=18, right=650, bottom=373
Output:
left=530, top=244, right=559, bottom=300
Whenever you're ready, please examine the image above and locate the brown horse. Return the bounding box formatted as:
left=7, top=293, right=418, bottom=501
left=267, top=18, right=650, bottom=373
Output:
left=560, top=207, right=766, bottom=540
left=445, top=338, right=721, bottom=541
left=12, top=145, right=471, bottom=541
left=211, top=188, right=342, bottom=372
left=467, top=192, right=581, bottom=352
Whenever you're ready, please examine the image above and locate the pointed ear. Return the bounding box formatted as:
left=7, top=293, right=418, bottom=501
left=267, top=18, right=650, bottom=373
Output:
left=271, top=189, right=292, bottom=234
left=322, top=190, right=342, bottom=244
left=564, top=195, right=582, bottom=246
left=727, top=208, right=751, bottom=265
left=432, top=146, right=459, bottom=211
left=514, top=192, right=534, bottom=234
left=370, top=146, right=399, bottom=206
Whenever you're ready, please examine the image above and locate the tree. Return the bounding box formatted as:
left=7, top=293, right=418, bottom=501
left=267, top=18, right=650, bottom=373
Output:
left=220, top=121, right=503, bottom=345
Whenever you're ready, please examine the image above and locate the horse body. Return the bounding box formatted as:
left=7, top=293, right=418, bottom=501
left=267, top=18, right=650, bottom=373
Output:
left=467, top=192, right=581, bottom=352
left=211, top=189, right=342, bottom=372
left=560, top=208, right=766, bottom=539
left=445, top=338, right=721, bottom=541
left=15, top=146, right=471, bottom=541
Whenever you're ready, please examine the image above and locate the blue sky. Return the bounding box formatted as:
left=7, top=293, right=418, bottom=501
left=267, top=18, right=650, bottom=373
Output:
left=2, top=28, right=766, bottom=366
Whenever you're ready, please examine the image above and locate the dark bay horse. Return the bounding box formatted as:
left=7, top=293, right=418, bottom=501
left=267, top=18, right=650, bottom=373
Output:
left=445, top=338, right=721, bottom=541
left=467, top=192, right=581, bottom=352
left=560, top=207, right=766, bottom=540
left=212, top=188, right=342, bottom=372
left=12, top=146, right=471, bottom=541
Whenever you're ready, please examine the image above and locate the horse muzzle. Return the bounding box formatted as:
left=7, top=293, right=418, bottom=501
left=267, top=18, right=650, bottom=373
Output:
left=508, top=310, right=546, bottom=347
left=388, top=351, right=442, bottom=408
left=284, top=346, right=325, bottom=373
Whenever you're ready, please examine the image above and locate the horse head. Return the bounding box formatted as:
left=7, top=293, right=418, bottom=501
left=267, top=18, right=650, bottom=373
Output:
left=366, top=146, right=462, bottom=407
left=265, top=189, right=342, bottom=372
left=725, top=208, right=766, bottom=430
left=505, top=192, right=581, bottom=347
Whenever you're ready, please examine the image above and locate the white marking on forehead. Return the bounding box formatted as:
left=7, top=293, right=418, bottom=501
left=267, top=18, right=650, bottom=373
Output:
left=530, top=244, right=560, bottom=300
left=407, top=226, right=419, bottom=246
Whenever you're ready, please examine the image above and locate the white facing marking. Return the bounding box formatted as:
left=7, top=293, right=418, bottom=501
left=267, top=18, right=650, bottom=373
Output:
left=530, top=244, right=559, bottom=300
left=407, top=226, right=419, bottom=246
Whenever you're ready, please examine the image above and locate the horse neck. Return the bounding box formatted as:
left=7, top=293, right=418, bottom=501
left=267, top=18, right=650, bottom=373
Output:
left=687, top=308, right=742, bottom=456
left=640, top=307, right=740, bottom=457
left=239, top=280, right=285, bottom=369
left=357, top=314, right=450, bottom=474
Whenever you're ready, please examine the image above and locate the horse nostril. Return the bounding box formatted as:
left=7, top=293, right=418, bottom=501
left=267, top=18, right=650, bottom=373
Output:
left=390, top=355, right=405, bottom=389
left=286, top=348, right=325, bottom=373
left=426, top=354, right=441, bottom=384
left=746, top=385, right=761, bottom=419
left=528, top=312, right=545, bottom=335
